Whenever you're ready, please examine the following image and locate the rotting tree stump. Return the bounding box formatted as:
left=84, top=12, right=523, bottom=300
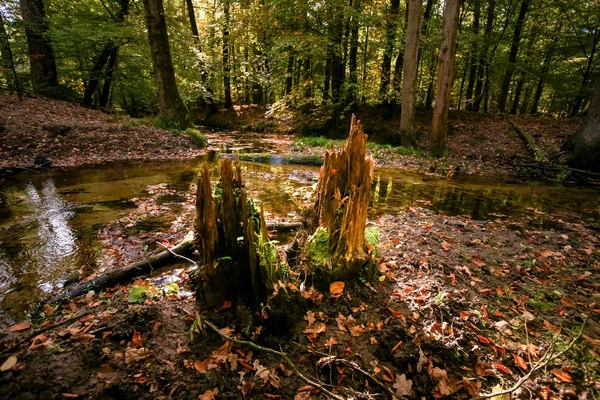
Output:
left=309, top=114, right=375, bottom=280
left=194, top=156, right=279, bottom=310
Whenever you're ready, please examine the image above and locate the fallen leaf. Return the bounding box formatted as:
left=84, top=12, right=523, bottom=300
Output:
left=1, top=355, right=18, bottom=372
left=199, top=387, right=219, bottom=400
left=583, top=334, right=600, bottom=346
left=62, top=394, right=80, bottom=398
left=512, top=353, right=528, bottom=370
left=441, top=241, right=451, bottom=251
left=216, top=301, right=232, bottom=312
left=132, top=331, right=143, bottom=347
left=324, top=337, right=338, bottom=347
left=543, top=320, right=561, bottom=334
left=304, top=310, right=316, bottom=326
left=330, top=282, right=345, bottom=299
left=393, top=373, right=413, bottom=397
left=348, top=324, right=366, bottom=337
left=125, top=347, right=152, bottom=365
left=195, top=360, right=207, bottom=373
left=550, top=369, right=572, bottom=383
left=494, top=362, right=512, bottom=374
left=97, top=363, right=115, bottom=379
left=459, top=311, right=469, bottom=321
left=43, top=304, right=56, bottom=317
left=431, top=367, right=447, bottom=380
left=9, top=321, right=31, bottom=332
left=577, top=271, right=592, bottom=281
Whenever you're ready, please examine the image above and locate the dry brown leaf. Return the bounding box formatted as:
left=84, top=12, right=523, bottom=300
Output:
left=97, top=363, right=115, bottom=379
left=132, top=331, right=143, bottom=347
left=512, top=353, right=528, bottom=370
left=393, top=373, right=413, bottom=397
left=9, top=321, right=31, bottom=332
left=303, top=322, right=327, bottom=341
left=441, top=241, right=451, bottom=251
left=194, top=360, right=207, bottom=374
left=330, top=281, right=345, bottom=299
left=1, top=355, right=17, bottom=372
left=304, top=310, right=316, bottom=326
left=199, top=387, right=219, bottom=400
left=348, top=324, right=366, bottom=337
left=550, top=369, right=572, bottom=383
left=43, top=304, right=55, bottom=317
left=125, top=347, right=152, bottom=365
left=543, top=320, right=561, bottom=334
left=431, top=367, right=447, bottom=380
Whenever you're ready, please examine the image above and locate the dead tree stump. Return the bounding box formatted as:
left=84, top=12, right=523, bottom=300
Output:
left=309, top=115, right=375, bottom=279
left=194, top=157, right=278, bottom=309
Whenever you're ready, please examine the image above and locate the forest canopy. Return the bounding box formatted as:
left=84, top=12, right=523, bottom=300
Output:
left=0, top=0, right=598, bottom=120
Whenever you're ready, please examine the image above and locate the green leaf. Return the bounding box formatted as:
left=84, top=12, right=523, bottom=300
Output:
left=128, top=286, right=148, bottom=303
left=190, top=318, right=199, bottom=341
left=165, top=283, right=179, bottom=294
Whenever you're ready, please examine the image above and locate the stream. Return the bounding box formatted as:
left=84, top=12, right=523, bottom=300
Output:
left=1, top=152, right=599, bottom=328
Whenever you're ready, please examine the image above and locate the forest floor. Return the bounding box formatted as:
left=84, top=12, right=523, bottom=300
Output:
left=0, top=176, right=599, bottom=400
left=0, top=95, right=599, bottom=399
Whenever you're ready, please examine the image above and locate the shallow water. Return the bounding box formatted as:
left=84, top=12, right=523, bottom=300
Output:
left=0, top=155, right=598, bottom=327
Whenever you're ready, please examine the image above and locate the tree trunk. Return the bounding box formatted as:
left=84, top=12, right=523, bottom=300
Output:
left=391, top=7, right=409, bottom=108
left=185, top=0, right=217, bottom=116
left=99, top=46, right=118, bottom=108
left=195, top=158, right=278, bottom=309
left=311, top=115, right=374, bottom=279
left=399, top=0, right=422, bottom=146
left=465, top=0, right=480, bottom=111
left=564, top=83, right=600, bottom=171
left=473, top=0, right=494, bottom=112
left=20, top=0, right=58, bottom=94
left=285, top=48, right=294, bottom=95
left=497, top=0, right=530, bottom=113
left=0, top=11, right=21, bottom=97
left=570, top=25, right=599, bottom=116
left=347, top=0, right=360, bottom=107
left=379, top=0, right=400, bottom=103
left=222, top=0, right=233, bottom=108
left=331, top=15, right=344, bottom=105
left=510, top=70, right=526, bottom=114
left=142, top=0, right=189, bottom=125
left=431, top=0, right=460, bottom=156
left=323, top=47, right=331, bottom=103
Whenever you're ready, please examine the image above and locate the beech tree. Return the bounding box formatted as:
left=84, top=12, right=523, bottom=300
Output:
left=141, top=0, right=189, bottom=125
left=399, top=0, right=422, bottom=146
left=431, top=0, right=460, bottom=155
left=20, top=0, right=58, bottom=94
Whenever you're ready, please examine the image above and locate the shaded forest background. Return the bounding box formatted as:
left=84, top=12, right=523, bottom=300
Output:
left=1, top=0, right=598, bottom=129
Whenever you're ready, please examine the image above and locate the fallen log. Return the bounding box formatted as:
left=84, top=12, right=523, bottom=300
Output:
left=46, top=234, right=195, bottom=305
left=505, top=116, right=547, bottom=162
left=265, top=221, right=303, bottom=232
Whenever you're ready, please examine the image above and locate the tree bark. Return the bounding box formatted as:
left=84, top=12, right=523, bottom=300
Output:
left=323, top=47, right=331, bottom=103
left=431, top=0, right=460, bottom=156
left=510, top=70, right=526, bottom=114
left=222, top=0, right=233, bottom=108
left=20, top=0, right=58, bottom=94
left=473, top=0, right=495, bottom=112
left=565, top=83, right=600, bottom=171
left=0, top=11, right=21, bottom=97
left=379, top=0, right=400, bottom=103
left=570, top=23, right=600, bottom=116
left=399, top=0, right=422, bottom=146
left=347, top=0, right=360, bottom=107
left=331, top=14, right=344, bottom=105
left=498, top=0, right=530, bottom=113
left=142, top=0, right=189, bottom=125
left=99, top=46, right=118, bottom=108
left=465, top=0, right=480, bottom=111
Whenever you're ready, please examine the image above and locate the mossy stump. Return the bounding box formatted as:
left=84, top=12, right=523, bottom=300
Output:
left=309, top=115, right=375, bottom=280
left=194, top=157, right=279, bottom=309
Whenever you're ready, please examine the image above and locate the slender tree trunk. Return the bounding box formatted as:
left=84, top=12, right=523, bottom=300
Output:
left=457, top=59, right=468, bottom=110
left=431, top=0, right=460, bottom=156
left=331, top=16, right=344, bottom=105
left=303, top=57, right=312, bottom=100
left=142, top=0, right=189, bottom=124
left=348, top=0, right=360, bottom=107
left=570, top=25, right=600, bottom=116
left=465, top=0, right=480, bottom=111
left=510, top=70, right=526, bottom=114
left=323, top=47, right=331, bottom=103
left=99, top=46, right=118, bottom=108
left=285, top=47, right=294, bottom=95
left=222, top=0, right=233, bottom=108
left=0, top=11, right=21, bottom=98
left=20, top=0, right=58, bottom=94
left=519, top=85, right=531, bottom=114
left=399, top=0, right=422, bottom=146
left=379, top=0, right=400, bottom=103
left=473, top=0, right=495, bottom=112
left=498, top=0, right=530, bottom=112
left=391, top=7, right=409, bottom=107
left=361, top=23, right=369, bottom=105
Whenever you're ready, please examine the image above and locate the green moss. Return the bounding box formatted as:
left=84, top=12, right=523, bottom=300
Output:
left=184, top=128, right=208, bottom=148
left=307, top=227, right=332, bottom=268
left=365, top=226, right=379, bottom=255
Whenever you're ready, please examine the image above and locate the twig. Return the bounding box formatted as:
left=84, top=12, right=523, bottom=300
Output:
left=157, top=242, right=197, bottom=267
left=299, top=342, right=398, bottom=399
left=202, top=319, right=345, bottom=400
left=0, top=309, right=94, bottom=356
left=473, top=314, right=591, bottom=400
